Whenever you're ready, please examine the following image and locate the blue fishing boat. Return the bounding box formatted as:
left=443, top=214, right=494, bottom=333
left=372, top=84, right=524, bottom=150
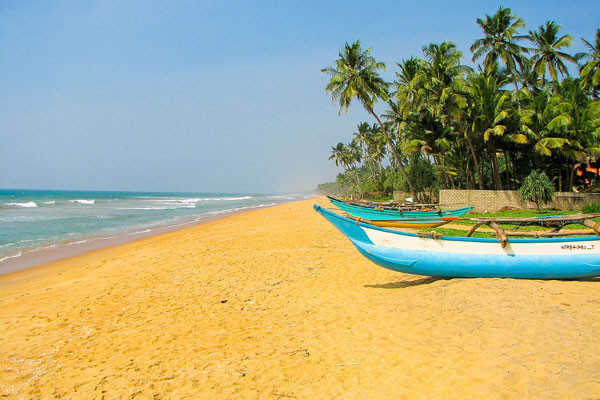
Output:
left=314, top=204, right=600, bottom=279
left=328, top=196, right=474, bottom=219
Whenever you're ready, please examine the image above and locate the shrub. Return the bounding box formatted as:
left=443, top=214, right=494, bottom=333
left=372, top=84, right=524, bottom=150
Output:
left=518, top=171, right=555, bottom=209
left=582, top=202, right=600, bottom=213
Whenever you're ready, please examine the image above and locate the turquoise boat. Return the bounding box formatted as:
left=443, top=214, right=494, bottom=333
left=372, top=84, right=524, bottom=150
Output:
left=327, top=196, right=473, bottom=220
left=314, top=204, right=600, bottom=279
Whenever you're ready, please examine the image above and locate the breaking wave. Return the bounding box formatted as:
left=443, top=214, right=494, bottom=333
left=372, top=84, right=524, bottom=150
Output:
left=70, top=199, right=96, bottom=205
left=5, top=201, right=38, bottom=208
left=0, top=251, right=22, bottom=263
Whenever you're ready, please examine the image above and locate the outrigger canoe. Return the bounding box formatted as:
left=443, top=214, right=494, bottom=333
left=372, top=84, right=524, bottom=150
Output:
left=343, top=215, right=458, bottom=229
left=314, top=204, right=600, bottom=279
left=328, top=196, right=474, bottom=219
left=346, top=213, right=458, bottom=229
left=333, top=197, right=439, bottom=211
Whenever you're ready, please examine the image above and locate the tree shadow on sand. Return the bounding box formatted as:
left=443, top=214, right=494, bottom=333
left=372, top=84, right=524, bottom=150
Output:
left=364, top=276, right=450, bottom=289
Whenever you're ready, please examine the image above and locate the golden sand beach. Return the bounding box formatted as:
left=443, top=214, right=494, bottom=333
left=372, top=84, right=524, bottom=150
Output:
left=1, top=198, right=599, bottom=399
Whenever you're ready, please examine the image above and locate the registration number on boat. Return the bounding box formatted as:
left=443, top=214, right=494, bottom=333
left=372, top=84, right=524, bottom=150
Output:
left=561, top=244, right=595, bottom=250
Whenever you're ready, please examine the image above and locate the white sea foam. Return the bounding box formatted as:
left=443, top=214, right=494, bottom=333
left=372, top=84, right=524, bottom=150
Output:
left=129, top=229, right=152, bottom=235
left=201, top=196, right=252, bottom=201
left=120, top=205, right=194, bottom=210
left=138, top=196, right=253, bottom=210
left=67, top=240, right=88, bottom=245
left=42, top=200, right=56, bottom=205
left=166, top=196, right=252, bottom=203
left=206, top=202, right=276, bottom=215
left=5, top=201, right=38, bottom=208
left=0, top=251, right=22, bottom=263
left=70, top=199, right=95, bottom=205
left=28, top=244, right=57, bottom=253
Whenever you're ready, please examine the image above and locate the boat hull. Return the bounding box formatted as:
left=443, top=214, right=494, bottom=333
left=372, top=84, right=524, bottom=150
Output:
left=314, top=204, right=600, bottom=279
left=328, top=197, right=473, bottom=219
left=366, top=219, right=449, bottom=228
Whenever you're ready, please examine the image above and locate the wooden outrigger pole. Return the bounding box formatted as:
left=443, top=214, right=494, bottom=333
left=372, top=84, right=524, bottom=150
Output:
left=466, top=214, right=600, bottom=248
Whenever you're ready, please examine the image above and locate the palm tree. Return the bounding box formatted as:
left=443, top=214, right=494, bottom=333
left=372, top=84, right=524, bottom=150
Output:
left=418, top=42, right=470, bottom=123
left=348, top=139, right=364, bottom=196
left=467, top=69, right=526, bottom=189
left=353, top=122, right=387, bottom=181
left=578, top=29, right=600, bottom=98
left=455, top=93, right=486, bottom=189
left=526, top=21, right=577, bottom=88
left=321, top=40, right=389, bottom=122
left=513, top=56, right=540, bottom=92
left=518, top=86, right=587, bottom=190
left=393, top=57, right=425, bottom=116
left=353, top=122, right=376, bottom=180
left=329, top=141, right=363, bottom=197
left=364, top=124, right=387, bottom=173
left=329, top=142, right=351, bottom=170
left=407, top=42, right=470, bottom=187
left=322, top=40, right=415, bottom=193
left=519, top=90, right=572, bottom=157
left=471, top=7, right=528, bottom=97
left=352, top=122, right=372, bottom=158
left=555, top=78, right=600, bottom=187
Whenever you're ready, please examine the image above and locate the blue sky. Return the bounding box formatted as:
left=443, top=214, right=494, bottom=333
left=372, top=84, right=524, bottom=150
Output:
left=1, top=1, right=598, bottom=193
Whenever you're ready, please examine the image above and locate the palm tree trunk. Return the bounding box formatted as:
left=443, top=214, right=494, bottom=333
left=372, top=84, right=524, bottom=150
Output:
left=503, top=150, right=511, bottom=189
left=352, top=169, right=362, bottom=199
left=510, top=152, right=518, bottom=190
left=368, top=108, right=415, bottom=194
left=465, top=160, right=473, bottom=189
left=393, top=149, right=413, bottom=193
left=487, top=141, right=502, bottom=190
left=558, top=170, right=563, bottom=192
left=512, top=79, right=521, bottom=111
left=465, top=134, right=484, bottom=189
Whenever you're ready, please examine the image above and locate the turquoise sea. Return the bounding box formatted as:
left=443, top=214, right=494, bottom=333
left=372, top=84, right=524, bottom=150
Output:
left=0, top=189, right=307, bottom=263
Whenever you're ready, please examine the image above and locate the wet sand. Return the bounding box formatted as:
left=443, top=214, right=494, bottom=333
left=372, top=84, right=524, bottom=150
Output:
left=1, top=198, right=599, bottom=398
left=0, top=207, right=266, bottom=276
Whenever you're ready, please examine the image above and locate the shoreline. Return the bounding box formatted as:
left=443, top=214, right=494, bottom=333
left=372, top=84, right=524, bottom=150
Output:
left=0, top=201, right=285, bottom=277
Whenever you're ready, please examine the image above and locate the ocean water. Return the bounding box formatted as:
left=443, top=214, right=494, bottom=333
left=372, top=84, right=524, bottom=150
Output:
left=0, top=189, right=307, bottom=263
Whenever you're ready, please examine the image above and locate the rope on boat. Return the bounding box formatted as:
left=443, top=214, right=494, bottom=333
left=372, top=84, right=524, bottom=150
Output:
left=416, top=231, right=442, bottom=239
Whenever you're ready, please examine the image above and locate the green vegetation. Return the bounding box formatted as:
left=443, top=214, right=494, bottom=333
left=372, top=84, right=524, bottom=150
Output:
left=419, top=207, right=600, bottom=237
left=518, top=170, right=555, bottom=208
left=582, top=202, right=600, bottom=213
left=320, top=8, right=600, bottom=200
left=420, top=227, right=495, bottom=238
left=450, top=208, right=578, bottom=227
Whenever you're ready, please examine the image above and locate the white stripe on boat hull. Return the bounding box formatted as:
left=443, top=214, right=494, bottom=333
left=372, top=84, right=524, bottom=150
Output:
left=363, top=226, right=599, bottom=256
